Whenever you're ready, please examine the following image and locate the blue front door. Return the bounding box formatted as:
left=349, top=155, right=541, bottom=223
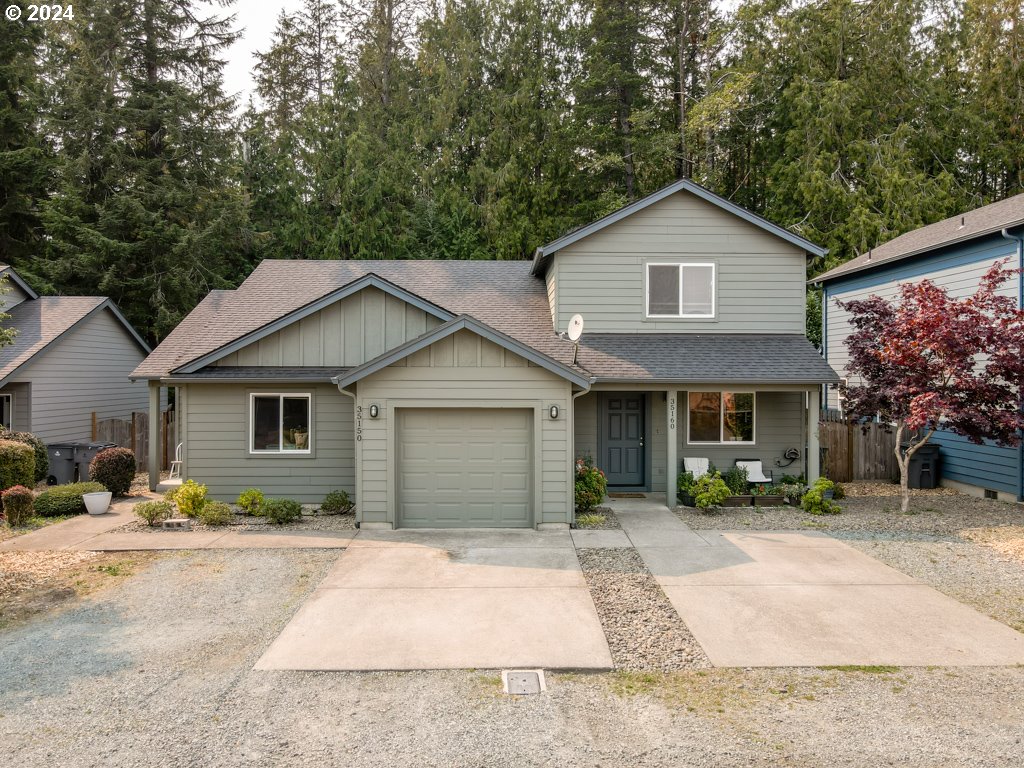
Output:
left=601, top=394, right=646, bottom=486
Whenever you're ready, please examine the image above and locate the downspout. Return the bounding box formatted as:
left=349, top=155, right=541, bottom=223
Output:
left=569, top=379, right=595, bottom=526
left=1001, top=228, right=1024, bottom=502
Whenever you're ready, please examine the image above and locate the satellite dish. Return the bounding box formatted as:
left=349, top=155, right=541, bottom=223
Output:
left=567, top=314, right=584, bottom=342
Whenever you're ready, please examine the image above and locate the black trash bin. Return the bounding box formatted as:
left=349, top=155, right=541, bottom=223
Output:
left=75, top=442, right=118, bottom=482
left=45, top=443, right=80, bottom=485
left=902, top=443, right=941, bottom=489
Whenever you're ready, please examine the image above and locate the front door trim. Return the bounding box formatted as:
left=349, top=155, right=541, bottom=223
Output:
left=597, top=392, right=651, bottom=491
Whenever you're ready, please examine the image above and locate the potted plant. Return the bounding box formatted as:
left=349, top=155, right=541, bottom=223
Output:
left=776, top=482, right=805, bottom=506
left=752, top=484, right=786, bottom=506
left=721, top=465, right=752, bottom=506
left=83, top=489, right=113, bottom=515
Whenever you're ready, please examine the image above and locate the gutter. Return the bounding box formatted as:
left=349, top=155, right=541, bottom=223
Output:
left=1001, top=227, right=1024, bottom=502
left=569, top=378, right=595, bottom=525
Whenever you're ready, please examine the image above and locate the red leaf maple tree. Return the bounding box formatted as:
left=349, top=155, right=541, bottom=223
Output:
left=837, top=260, right=1024, bottom=512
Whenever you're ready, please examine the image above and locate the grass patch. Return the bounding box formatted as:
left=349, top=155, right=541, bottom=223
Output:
left=575, top=513, right=606, bottom=528
left=819, top=665, right=900, bottom=674
left=801, top=519, right=828, bottom=529
left=0, top=514, right=77, bottom=542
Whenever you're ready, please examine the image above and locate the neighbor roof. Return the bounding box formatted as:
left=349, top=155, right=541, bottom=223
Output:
left=0, top=264, right=39, bottom=300
left=0, top=297, right=150, bottom=386
left=815, top=193, right=1024, bottom=284
left=531, top=178, right=827, bottom=277
left=576, top=334, right=839, bottom=384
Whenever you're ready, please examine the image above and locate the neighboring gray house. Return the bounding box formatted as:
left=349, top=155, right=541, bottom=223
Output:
left=0, top=264, right=153, bottom=444
left=816, top=194, right=1024, bottom=501
left=133, top=179, right=838, bottom=529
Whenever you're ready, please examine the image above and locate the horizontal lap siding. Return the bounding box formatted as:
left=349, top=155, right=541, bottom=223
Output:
left=929, top=429, right=1019, bottom=495
left=555, top=191, right=807, bottom=334
left=0, top=382, right=31, bottom=432
left=213, top=286, right=443, bottom=368
left=185, top=382, right=353, bottom=503
left=358, top=330, right=571, bottom=526
left=825, top=240, right=1018, bottom=409
left=9, top=310, right=152, bottom=443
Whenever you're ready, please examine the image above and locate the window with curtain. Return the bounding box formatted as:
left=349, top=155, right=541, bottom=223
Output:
left=646, top=263, right=715, bottom=317
left=250, top=394, right=311, bottom=453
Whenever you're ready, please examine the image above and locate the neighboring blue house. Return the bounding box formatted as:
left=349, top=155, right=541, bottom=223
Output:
left=816, top=194, right=1024, bottom=501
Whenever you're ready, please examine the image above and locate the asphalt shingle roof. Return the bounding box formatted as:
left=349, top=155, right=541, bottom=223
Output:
left=0, top=296, right=106, bottom=382
left=135, top=259, right=838, bottom=384
left=816, top=193, right=1024, bottom=283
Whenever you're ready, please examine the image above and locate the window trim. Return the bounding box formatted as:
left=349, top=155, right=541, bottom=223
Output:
left=645, top=262, right=716, bottom=319
left=248, top=392, right=313, bottom=455
left=0, top=393, right=11, bottom=430
left=686, top=391, right=757, bottom=445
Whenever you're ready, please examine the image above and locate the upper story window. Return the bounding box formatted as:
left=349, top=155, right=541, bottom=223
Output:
left=646, top=263, right=715, bottom=318
left=250, top=393, right=311, bottom=454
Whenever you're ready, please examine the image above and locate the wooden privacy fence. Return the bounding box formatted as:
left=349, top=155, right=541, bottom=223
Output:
left=92, top=410, right=174, bottom=472
left=819, top=410, right=899, bottom=482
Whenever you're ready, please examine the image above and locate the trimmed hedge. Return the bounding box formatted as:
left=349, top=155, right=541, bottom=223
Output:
left=35, top=481, right=106, bottom=517
left=89, top=447, right=136, bottom=497
left=0, top=439, right=35, bottom=492
left=0, top=429, right=48, bottom=483
left=1, top=484, right=35, bottom=527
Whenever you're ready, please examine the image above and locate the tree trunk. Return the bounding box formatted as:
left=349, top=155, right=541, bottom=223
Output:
left=893, top=422, right=935, bottom=514
left=676, top=1, right=690, bottom=179
left=618, top=86, right=635, bottom=199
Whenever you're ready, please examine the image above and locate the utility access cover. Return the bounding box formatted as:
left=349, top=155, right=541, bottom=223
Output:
left=502, top=670, right=546, bottom=695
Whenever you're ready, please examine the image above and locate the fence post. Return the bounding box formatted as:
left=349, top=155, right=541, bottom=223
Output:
left=91, top=412, right=97, bottom=442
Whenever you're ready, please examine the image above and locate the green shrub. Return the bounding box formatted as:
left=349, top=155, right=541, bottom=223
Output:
left=574, top=456, right=607, bottom=513
left=134, top=500, right=174, bottom=527
left=34, top=482, right=106, bottom=517
left=236, top=488, right=264, bottom=515
left=1, top=484, right=34, bottom=527
left=721, top=465, right=749, bottom=495
left=262, top=498, right=302, bottom=525
left=173, top=480, right=208, bottom=517
left=832, top=481, right=846, bottom=500
left=776, top=482, right=805, bottom=502
left=693, top=471, right=731, bottom=511
left=89, top=447, right=136, bottom=497
left=0, top=429, right=48, bottom=482
left=196, top=501, right=234, bottom=526
left=801, top=478, right=841, bottom=515
left=676, top=471, right=696, bottom=501
left=320, top=490, right=354, bottom=515
left=0, top=439, right=35, bottom=492
left=163, top=486, right=179, bottom=503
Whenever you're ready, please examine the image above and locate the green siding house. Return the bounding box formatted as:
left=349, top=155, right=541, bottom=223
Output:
left=132, top=179, right=838, bottom=529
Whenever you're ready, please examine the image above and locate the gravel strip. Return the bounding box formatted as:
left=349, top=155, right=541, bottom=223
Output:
left=577, top=547, right=710, bottom=672
left=113, top=511, right=357, bottom=534
left=574, top=506, right=621, bottom=530
left=0, top=551, right=99, bottom=599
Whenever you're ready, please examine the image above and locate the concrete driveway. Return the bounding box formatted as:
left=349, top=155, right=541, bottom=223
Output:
left=256, top=529, right=613, bottom=671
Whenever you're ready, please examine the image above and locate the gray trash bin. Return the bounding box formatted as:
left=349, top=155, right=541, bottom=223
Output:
left=75, top=442, right=118, bottom=482
left=903, top=443, right=941, bottom=489
left=45, top=443, right=80, bottom=485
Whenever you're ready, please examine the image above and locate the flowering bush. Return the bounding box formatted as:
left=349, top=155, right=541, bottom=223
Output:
left=574, top=456, right=607, bottom=514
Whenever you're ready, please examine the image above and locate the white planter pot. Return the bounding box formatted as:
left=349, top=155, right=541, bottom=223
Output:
left=83, top=491, right=112, bottom=516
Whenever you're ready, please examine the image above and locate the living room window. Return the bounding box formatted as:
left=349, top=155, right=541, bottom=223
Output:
left=646, top=263, right=715, bottom=318
left=687, top=391, right=755, bottom=444
left=250, top=393, right=311, bottom=454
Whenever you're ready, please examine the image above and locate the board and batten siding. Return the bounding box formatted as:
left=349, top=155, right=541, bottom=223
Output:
left=553, top=190, right=808, bottom=333
left=824, top=238, right=1019, bottom=410
left=355, top=329, right=572, bottom=528
left=574, top=388, right=806, bottom=487
left=183, top=382, right=354, bottom=503
left=211, top=286, right=444, bottom=368
left=6, top=308, right=151, bottom=443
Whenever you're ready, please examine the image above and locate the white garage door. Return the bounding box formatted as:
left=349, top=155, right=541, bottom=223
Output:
left=397, top=409, right=533, bottom=528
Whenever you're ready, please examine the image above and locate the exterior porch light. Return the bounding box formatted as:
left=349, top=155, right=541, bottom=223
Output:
left=369, top=404, right=380, bottom=418
left=549, top=405, right=559, bottom=420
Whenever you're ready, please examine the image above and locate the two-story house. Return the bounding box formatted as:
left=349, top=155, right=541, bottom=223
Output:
left=132, top=179, right=838, bottom=529
left=817, top=193, right=1024, bottom=501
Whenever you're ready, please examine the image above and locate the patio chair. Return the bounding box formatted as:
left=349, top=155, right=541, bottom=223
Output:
left=682, top=457, right=710, bottom=479
left=735, top=459, right=773, bottom=485
left=169, top=443, right=183, bottom=479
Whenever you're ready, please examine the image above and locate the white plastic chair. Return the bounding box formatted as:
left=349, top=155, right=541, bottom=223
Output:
left=169, top=443, right=183, bottom=479
left=683, top=457, right=710, bottom=479
left=735, top=459, right=773, bottom=484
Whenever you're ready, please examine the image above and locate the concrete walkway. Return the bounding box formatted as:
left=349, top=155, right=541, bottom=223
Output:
left=0, top=496, right=144, bottom=551
left=256, top=528, right=613, bottom=671
left=606, top=496, right=1024, bottom=667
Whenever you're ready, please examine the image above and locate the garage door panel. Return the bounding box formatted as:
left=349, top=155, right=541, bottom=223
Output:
left=397, top=409, right=533, bottom=528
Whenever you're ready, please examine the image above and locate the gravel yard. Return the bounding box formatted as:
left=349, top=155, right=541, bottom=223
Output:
left=577, top=547, right=710, bottom=671
left=1, top=547, right=1022, bottom=767
left=574, top=505, right=621, bottom=529
left=112, top=510, right=357, bottom=534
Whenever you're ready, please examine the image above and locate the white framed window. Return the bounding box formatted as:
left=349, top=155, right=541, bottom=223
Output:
left=249, top=393, right=312, bottom=454
left=0, top=394, right=11, bottom=430
left=646, top=262, right=715, bottom=318
left=687, top=391, right=756, bottom=444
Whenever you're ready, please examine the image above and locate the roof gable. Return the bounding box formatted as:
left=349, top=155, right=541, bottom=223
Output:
left=0, top=265, right=39, bottom=301
left=334, top=315, right=591, bottom=389
left=532, top=179, right=827, bottom=276
left=175, top=274, right=455, bottom=374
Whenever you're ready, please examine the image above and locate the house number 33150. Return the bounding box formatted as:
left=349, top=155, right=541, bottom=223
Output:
left=355, top=405, right=362, bottom=441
